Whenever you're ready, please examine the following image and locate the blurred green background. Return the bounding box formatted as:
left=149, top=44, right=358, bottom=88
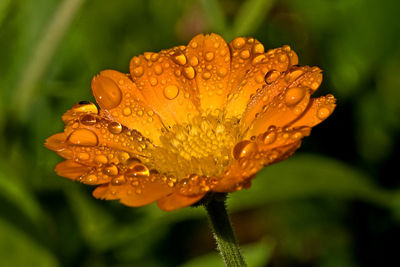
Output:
left=1, top=0, right=400, bottom=266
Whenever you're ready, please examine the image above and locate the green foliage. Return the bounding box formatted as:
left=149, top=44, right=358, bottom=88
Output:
left=0, top=0, right=399, bottom=266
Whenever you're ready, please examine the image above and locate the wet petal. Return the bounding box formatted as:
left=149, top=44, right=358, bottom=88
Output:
left=290, top=94, right=336, bottom=128
left=243, top=66, right=323, bottom=138
left=185, top=33, right=231, bottom=112
left=93, top=176, right=173, bottom=207
left=129, top=49, right=200, bottom=128
left=225, top=44, right=298, bottom=118
left=55, top=160, right=91, bottom=180
left=157, top=193, right=205, bottom=211
left=92, top=70, right=165, bottom=144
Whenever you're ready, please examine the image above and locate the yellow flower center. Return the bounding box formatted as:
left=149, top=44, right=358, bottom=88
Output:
left=147, top=112, right=241, bottom=179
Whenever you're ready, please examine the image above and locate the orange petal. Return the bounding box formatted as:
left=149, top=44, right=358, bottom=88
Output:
left=289, top=94, right=336, bottom=128
left=55, top=160, right=91, bottom=180
left=243, top=66, right=323, bottom=138
left=225, top=44, right=297, bottom=118
left=157, top=193, right=205, bottom=211
left=213, top=141, right=301, bottom=192
left=45, top=133, right=68, bottom=151
left=61, top=102, right=99, bottom=123
left=129, top=48, right=200, bottom=127
left=91, top=70, right=165, bottom=144
left=92, top=176, right=173, bottom=207
left=184, top=33, right=231, bottom=112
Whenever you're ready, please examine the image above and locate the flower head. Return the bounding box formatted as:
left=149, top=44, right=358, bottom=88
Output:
left=45, top=33, right=335, bottom=211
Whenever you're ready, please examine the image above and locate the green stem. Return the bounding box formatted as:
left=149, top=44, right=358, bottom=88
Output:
left=204, top=194, right=247, bottom=267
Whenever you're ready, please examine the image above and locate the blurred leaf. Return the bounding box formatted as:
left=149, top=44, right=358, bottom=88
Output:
left=0, top=0, right=11, bottom=28
left=0, top=217, right=59, bottom=267
left=179, top=237, right=274, bottom=267
left=65, top=185, right=115, bottom=251
left=228, top=154, right=398, bottom=211
left=200, top=0, right=227, bottom=35
left=12, top=0, right=85, bottom=121
left=0, top=164, right=44, bottom=225
left=355, top=92, right=393, bottom=163
left=229, top=0, right=275, bottom=39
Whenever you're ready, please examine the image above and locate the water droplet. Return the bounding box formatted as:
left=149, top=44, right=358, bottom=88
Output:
left=264, top=70, right=280, bottom=84
left=252, top=43, right=264, bottom=54
left=172, top=52, right=187, bottom=65
left=232, top=140, right=258, bottom=160
left=279, top=54, right=287, bottom=63
left=118, top=152, right=130, bottom=163
left=189, top=56, right=199, bottom=66
left=108, top=121, right=122, bottom=134
left=202, top=72, right=211, bottom=80
left=77, top=152, right=89, bottom=160
left=80, top=114, right=97, bottom=125
left=191, top=41, right=198, bottom=48
left=205, top=52, right=214, bottom=61
left=122, top=107, right=132, bottom=116
left=102, top=163, right=118, bottom=176
left=133, top=66, right=144, bottom=77
left=285, top=87, right=306, bottom=106
left=317, top=107, right=330, bottom=120
left=287, top=69, right=303, bottom=82
left=92, top=75, right=122, bottom=109
left=239, top=50, right=250, bottom=59
left=217, top=67, right=227, bottom=77
left=68, top=129, right=98, bottom=146
left=80, top=174, right=97, bottom=184
left=150, top=77, right=158, bottom=86
left=252, top=54, right=265, bottom=65
left=111, top=175, right=126, bottom=185
left=163, top=85, right=179, bottom=100
left=232, top=37, right=245, bottom=49
left=262, top=129, right=277, bottom=145
left=94, top=155, right=108, bottom=164
left=154, top=64, right=163, bottom=75
left=126, top=163, right=149, bottom=177
left=183, top=66, right=196, bottom=79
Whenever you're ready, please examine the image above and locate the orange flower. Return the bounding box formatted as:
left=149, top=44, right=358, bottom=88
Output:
left=45, top=33, right=335, bottom=211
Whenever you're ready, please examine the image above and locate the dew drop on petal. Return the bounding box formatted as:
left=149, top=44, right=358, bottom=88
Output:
left=264, top=70, right=280, bottom=84
left=111, top=175, right=126, bottom=185
left=108, top=121, right=122, bottom=134
left=262, top=128, right=277, bottom=145
left=92, top=75, right=122, bottom=109
left=217, top=67, right=228, bottom=77
left=94, top=155, right=108, bottom=164
left=285, top=87, right=306, bottom=106
left=252, top=43, right=265, bottom=54
left=163, top=85, right=179, bottom=100
left=202, top=72, right=211, bottom=80
left=154, top=64, right=163, bottom=75
left=80, top=114, right=97, bottom=126
left=232, top=37, right=246, bottom=49
left=205, top=52, right=214, bottom=61
left=126, top=163, right=150, bottom=177
left=317, top=107, right=331, bottom=120
left=68, top=129, right=98, bottom=146
left=183, top=66, right=196, bottom=79
left=239, top=50, right=250, bottom=59
left=172, top=52, right=187, bottom=65
left=77, top=152, right=90, bottom=160
left=232, top=140, right=258, bottom=160
left=103, top=164, right=119, bottom=176
left=133, top=66, right=144, bottom=77
left=189, top=56, right=199, bottom=66
left=252, top=54, right=265, bottom=65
